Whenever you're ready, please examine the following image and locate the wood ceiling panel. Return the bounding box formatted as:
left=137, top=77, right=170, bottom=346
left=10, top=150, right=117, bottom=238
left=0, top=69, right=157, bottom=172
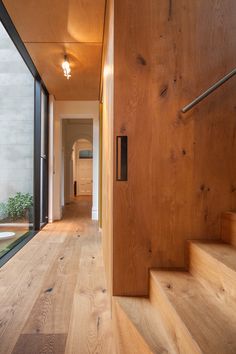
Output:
left=3, top=0, right=105, bottom=42
left=3, top=0, right=105, bottom=100
left=25, top=43, right=102, bottom=100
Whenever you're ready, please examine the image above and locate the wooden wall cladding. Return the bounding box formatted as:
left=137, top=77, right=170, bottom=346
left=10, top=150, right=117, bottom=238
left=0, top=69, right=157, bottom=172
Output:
left=113, top=0, right=236, bottom=295
left=25, top=43, right=102, bottom=100
left=102, top=0, right=114, bottom=295
left=3, top=0, right=105, bottom=42
left=3, top=0, right=105, bottom=100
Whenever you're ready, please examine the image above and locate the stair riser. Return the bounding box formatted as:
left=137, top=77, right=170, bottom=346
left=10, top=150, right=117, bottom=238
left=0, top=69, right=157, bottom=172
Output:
left=113, top=300, right=154, bottom=354
left=221, top=212, right=236, bottom=246
left=189, top=243, right=236, bottom=306
left=150, top=273, right=202, bottom=354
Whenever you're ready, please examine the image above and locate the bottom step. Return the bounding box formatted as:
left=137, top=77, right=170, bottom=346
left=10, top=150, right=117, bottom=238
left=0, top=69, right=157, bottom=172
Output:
left=150, top=270, right=236, bottom=354
left=113, top=296, right=177, bottom=354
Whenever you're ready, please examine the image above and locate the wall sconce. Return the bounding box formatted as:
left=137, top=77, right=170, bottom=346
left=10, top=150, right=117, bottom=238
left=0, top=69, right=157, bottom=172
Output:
left=62, top=55, right=71, bottom=80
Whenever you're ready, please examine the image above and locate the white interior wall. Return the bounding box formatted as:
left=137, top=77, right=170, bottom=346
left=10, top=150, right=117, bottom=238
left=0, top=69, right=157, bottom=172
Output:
left=49, top=100, right=99, bottom=221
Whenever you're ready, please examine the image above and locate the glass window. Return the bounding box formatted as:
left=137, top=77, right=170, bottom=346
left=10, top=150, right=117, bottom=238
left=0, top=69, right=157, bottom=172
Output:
left=40, top=90, right=48, bottom=225
left=0, top=22, right=34, bottom=257
left=79, top=150, right=93, bottom=159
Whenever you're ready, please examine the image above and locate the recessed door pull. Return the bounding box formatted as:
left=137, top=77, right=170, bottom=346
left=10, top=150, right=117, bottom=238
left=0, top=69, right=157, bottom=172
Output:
left=116, top=136, right=128, bottom=181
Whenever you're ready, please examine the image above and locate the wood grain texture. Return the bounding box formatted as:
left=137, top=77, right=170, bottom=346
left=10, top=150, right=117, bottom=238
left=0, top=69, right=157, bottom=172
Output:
left=150, top=271, right=201, bottom=354
left=25, top=42, right=102, bottom=100
left=221, top=212, right=236, bottom=246
left=189, top=240, right=236, bottom=307
left=113, top=296, right=177, bottom=354
left=3, top=0, right=106, bottom=100
left=112, top=0, right=236, bottom=295
left=22, top=238, right=81, bottom=334
left=150, top=270, right=236, bottom=354
left=65, top=238, right=113, bottom=354
left=3, top=0, right=105, bottom=43
left=12, top=334, right=67, bottom=354
left=101, top=0, right=114, bottom=295
left=0, top=243, right=60, bottom=354
left=0, top=197, right=113, bottom=354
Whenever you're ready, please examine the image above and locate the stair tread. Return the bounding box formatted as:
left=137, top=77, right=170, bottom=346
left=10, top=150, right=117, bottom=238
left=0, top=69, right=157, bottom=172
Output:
left=151, top=270, right=236, bottom=354
left=191, top=240, right=236, bottom=272
left=114, top=296, right=177, bottom=353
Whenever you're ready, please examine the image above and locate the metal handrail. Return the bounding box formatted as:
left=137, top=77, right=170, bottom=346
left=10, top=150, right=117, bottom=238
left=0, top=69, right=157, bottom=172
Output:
left=181, top=68, right=236, bottom=113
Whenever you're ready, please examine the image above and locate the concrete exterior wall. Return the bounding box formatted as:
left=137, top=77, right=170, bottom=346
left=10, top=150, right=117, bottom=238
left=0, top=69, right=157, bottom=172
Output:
left=0, top=23, right=34, bottom=218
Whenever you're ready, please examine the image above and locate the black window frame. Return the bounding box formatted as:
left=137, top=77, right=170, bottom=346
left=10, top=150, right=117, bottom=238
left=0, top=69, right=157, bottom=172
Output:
left=0, top=1, right=49, bottom=266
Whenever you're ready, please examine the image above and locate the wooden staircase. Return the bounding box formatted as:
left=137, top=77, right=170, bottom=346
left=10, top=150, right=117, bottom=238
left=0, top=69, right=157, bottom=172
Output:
left=113, top=212, right=236, bottom=353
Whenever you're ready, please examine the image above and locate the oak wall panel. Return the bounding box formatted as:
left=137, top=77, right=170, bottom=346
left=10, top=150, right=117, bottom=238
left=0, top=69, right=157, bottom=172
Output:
left=3, top=0, right=106, bottom=100
left=3, top=0, right=105, bottom=43
left=113, top=0, right=236, bottom=295
left=102, top=0, right=114, bottom=294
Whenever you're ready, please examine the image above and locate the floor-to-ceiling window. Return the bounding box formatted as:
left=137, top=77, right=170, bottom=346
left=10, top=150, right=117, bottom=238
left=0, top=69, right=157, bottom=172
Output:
left=0, top=5, right=49, bottom=263
left=0, top=22, right=34, bottom=257
left=40, top=89, right=48, bottom=226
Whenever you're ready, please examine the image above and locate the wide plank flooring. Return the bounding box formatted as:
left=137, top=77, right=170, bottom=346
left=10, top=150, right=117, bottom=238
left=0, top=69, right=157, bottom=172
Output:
left=0, top=197, right=113, bottom=354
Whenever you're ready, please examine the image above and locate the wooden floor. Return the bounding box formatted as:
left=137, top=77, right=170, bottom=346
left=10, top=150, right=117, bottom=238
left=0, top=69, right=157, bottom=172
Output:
left=0, top=197, right=113, bottom=354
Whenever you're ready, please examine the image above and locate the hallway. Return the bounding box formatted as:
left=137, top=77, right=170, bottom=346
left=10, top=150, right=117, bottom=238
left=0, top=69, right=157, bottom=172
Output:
left=0, top=197, right=113, bottom=354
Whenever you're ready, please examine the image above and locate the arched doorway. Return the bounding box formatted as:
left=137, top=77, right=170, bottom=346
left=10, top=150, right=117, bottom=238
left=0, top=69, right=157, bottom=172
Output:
left=57, top=117, right=99, bottom=221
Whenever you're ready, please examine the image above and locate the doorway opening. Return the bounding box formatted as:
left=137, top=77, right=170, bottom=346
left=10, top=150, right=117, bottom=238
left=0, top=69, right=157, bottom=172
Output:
left=60, top=118, right=98, bottom=220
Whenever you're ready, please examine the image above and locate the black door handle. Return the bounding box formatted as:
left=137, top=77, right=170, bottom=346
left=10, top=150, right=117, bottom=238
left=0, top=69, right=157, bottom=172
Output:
left=116, top=136, right=128, bottom=181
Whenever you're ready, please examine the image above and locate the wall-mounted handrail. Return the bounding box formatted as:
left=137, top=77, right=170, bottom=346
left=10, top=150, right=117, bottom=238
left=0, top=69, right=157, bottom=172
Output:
left=181, top=68, right=236, bottom=113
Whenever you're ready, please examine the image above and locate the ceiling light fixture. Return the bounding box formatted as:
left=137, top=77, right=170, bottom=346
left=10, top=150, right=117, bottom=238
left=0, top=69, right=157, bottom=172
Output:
left=62, top=55, right=71, bottom=80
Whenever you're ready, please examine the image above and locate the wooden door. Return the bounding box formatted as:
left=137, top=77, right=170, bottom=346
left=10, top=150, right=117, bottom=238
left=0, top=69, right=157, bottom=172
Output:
left=77, top=157, right=93, bottom=196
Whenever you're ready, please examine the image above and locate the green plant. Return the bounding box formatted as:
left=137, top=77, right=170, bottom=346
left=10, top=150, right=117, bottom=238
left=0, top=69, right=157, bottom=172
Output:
left=0, top=192, right=33, bottom=221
